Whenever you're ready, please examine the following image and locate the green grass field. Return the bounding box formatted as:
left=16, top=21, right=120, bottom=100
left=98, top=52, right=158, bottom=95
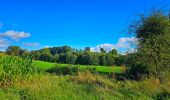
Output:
left=34, top=60, right=125, bottom=73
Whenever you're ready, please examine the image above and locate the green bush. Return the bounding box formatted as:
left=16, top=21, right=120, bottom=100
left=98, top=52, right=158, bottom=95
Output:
left=0, top=56, right=36, bottom=86
left=47, top=65, right=79, bottom=75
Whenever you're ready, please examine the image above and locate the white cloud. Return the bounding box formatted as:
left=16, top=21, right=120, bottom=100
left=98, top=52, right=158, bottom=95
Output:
left=44, top=45, right=50, bottom=48
left=0, top=39, right=9, bottom=48
left=116, top=37, right=138, bottom=48
left=23, top=42, right=39, bottom=47
left=0, top=30, right=31, bottom=40
left=91, top=44, right=115, bottom=52
left=90, top=37, right=138, bottom=53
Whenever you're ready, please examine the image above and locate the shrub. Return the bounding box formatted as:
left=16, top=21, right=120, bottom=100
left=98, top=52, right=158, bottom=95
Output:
left=127, top=62, right=149, bottom=80
left=46, top=65, right=79, bottom=75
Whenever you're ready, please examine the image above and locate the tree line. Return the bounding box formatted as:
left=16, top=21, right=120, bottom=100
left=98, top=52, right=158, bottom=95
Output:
left=6, top=45, right=125, bottom=66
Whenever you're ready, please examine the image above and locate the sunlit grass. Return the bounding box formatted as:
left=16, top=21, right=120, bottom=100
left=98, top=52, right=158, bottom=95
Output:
left=34, top=60, right=125, bottom=73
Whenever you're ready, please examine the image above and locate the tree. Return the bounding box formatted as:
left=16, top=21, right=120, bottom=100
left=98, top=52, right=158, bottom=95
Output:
left=50, top=47, right=60, bottom=55
left=105, top=54, right=115, bottom=66
left=58, top=53, right=77, bottom=64
left=6, top=46, right=21, bottom=56
left=19, top=49, right=29, bottom=57
left=57, top=46, right=72, bottom=54
left=109, top=49, right=118, bottom=56
left=115, top=55, right=126, bottom=66
left=99, top=54, right=106, bottom=66
left=84, top=47, right=90, bottom=52
left=30, top=51, right=41, bottom=60
left=100, top=48, right=106, bottom=53
left=131, top=11, right=170, bottom=79
left=39, top=48, right=51, bottom=54
left=38, top=53, right=54, bottom=62
left=76, top=52, right=99, bottom=65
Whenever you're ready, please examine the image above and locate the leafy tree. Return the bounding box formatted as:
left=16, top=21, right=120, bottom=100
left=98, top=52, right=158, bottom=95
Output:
left=58, top=53, right=77, bottom=64
left=6, top=46, right=21, bottom=56
left=100, top=48, right=106, bottom=53
left=76, top=53, right=88, bottom=65
left=115, top=55, right=126, bottom=66
left=76, top=52, right=99, bottom=65
left=84, top=47, right=90, bottom=52
left=105, top=54, right=115, bottom=66
left=99, top=54, right=106, bottom=66
left=50, top=47, right=60, bottom=55
left=130, top=11, right=170, bottom=79
left=58, top=46, right=72, bottom=54
left=19, top=49, right=29, bottom=57
left=39, top=48, right=51, bottom=54
left=38, top=53, right=54, bottom=62
left=109, top=49, right=118, bottom=56
left=30, top=51, right=41, bottom=60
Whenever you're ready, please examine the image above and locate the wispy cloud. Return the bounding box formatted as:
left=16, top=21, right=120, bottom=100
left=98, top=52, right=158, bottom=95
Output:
left=90, top=37, right=138, bottom=53
left=23, top=42, right=40, bottom=47
left=0, top=30, right=31, bottom=40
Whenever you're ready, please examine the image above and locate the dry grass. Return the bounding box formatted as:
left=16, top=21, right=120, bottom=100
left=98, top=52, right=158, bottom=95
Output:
left=70, top=71, right=115, bottom=89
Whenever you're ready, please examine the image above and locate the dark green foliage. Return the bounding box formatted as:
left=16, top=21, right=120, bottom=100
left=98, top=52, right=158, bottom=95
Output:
left=109, top=49, right=118, bottom=55
left=30, top=51, right=40, bottom=60
left=115, top=55, right=126, bottom=66
left=6, top=46, right=29, bottom=57
left=38, top=53, right=54, bottom=62
left=58, top=53, right=77, bottom=64
left=19, top=49, right=29, bottom=57
left=84, top=47, right=91, bottom=52
left=6, top=46, right=21, bottom=56
left=100, top=48, right=106, bottom=53
left=99, top=54, right=106, bottom=66
left=127, top=63, right=148, bottom=80
left=130, top=11, right=170, bottom=79
left=76, top=52, right=99, bottom=65
left=49, top=46, right=72, bottom=54
left=155, top=91, right=170, bottom=100
left=47, top=65, right=79, bottom=75
left=105, top=54, right=115, bottom=66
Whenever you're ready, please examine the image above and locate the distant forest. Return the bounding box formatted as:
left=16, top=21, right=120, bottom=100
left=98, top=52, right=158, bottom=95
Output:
left=5, top=46, right=129, bottom=66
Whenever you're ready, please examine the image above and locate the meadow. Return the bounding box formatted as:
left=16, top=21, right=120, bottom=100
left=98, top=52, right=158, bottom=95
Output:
left=34, top=60, right=125, bottom=73
left=0, top=56, right=169, bottom=100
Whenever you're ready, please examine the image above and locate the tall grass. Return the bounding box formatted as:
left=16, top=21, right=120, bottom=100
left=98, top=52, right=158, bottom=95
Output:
left=0, top=56, right=169, bottom=99
left=0, top=71, right=169, bottom=99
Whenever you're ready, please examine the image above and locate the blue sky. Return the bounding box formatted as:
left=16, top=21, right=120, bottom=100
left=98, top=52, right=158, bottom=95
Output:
left=0, top=0, right=169, bottom=52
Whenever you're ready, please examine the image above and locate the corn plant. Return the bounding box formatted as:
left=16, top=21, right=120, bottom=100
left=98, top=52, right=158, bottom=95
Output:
left=0, top=56, right=36, bottom=86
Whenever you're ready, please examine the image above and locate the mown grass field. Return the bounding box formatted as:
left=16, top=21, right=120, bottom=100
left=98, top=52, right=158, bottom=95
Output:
left=34, top=60, right=125, bottom=73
